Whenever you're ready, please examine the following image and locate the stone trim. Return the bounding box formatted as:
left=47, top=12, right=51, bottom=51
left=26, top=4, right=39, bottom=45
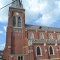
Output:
left=36, top=45, right=42, bottom=57
left=9, top=54, right=27, bottom=56
left=23, top=46, right=28, bottom=49
left=48, top=46, right=55, bottom=56
left=32, top=39, right=60, bottom=44
left=9, top=7, right=25, bottom=12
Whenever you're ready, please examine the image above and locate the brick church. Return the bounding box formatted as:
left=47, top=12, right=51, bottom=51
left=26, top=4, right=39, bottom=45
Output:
left=3, top=0, right=60, bottom=60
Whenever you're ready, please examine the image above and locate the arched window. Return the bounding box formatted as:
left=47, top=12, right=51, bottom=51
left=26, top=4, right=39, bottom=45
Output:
left=18, top=17, right=21, bottom=27
left=49, top=46, right=54, bottom=55
left=57, top=34, right=60, bottom=40
left=36, top=46, right=42, bottom=56
left=13, top=16, right=16, bottom=27
left=29, top=32, right=34, bottom=39
left=49, top=33, right=53, bottom=40
left=40, top=32, right=44, bottom=39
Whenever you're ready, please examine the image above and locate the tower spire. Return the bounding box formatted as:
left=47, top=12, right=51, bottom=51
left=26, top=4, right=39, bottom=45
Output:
left=20, top=0, right=22, bottom=3
left=11, top=0, right=23, bottom=9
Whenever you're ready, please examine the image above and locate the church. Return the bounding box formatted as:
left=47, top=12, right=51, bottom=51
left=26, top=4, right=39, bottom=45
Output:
left=3, top=0, right=60, bottom=60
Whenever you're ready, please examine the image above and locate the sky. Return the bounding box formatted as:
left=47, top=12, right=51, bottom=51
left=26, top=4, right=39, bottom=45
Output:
left=0, top=0, right=60, bottom=50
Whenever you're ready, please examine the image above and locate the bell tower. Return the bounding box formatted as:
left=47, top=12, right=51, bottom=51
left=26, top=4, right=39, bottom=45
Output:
left=3, top=0, right=26, bottom=60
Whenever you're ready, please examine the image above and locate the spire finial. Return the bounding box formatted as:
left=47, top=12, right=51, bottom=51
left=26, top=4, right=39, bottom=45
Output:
left=11, top=0, right=23, bottom=9
left=20, top=0, right=22, bottom=2
left=19, top=0, right=22, bottom=6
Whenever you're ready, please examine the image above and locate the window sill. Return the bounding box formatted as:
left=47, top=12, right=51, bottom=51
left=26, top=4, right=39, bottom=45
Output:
left=37, top=55, right=42, bottom=57
left=13, top=27, right=22, bottom=28
left=49, top=54, right=55, bottom=56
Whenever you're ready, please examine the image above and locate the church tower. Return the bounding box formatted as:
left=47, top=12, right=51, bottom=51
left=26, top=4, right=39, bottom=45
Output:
left=3, top=0, right=26, bottom=60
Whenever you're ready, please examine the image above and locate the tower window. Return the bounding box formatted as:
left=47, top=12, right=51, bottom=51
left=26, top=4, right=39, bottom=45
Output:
left=36, top=46, right=42, bottom=56
left=18, top=56, right=23, bottom=60
left=49, top=46, right=54, bottom=55
left=13, top=16, right=16, bottom=27
left=39, top=32, right=44, bottom=40
left=13, top=16, right=22, bottom=27
left=18, top=17, right=21, bottom=27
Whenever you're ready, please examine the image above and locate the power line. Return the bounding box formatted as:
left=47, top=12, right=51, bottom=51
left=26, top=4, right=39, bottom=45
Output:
left=0, top=0, right=17, bottom=10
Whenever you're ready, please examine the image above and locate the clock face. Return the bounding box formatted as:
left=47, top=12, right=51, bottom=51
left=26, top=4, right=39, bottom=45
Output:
left=15, top=12, right=19, bottom=15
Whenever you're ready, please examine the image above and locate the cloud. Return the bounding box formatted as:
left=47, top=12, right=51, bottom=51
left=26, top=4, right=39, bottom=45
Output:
left=0, top=43, right=5, bottom=47
left=23, top=0, right=60, bottom=26
left=0, top=3, right=3, bottom=8
left=0, top=0, right=12, bottom=23
left=35, top=14, right=57, bottom=26
left=0, top=0, right=60, bottom=26
left=0, top=30, right=3, bottom=34
left=4, top=26, right=7, bottom=32
left=0, top=43, right=5, bottom=50
left=55, top=1, right=60, bottom=8
left=0, top=16, right=8, bottom=23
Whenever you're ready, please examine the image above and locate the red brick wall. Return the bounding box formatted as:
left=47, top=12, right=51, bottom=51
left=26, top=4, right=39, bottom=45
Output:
left=3, top=7, right=60, bottom=60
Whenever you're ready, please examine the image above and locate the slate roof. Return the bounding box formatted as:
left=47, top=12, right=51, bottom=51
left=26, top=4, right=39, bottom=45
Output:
left=25, top=24, right=60, bottom=32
